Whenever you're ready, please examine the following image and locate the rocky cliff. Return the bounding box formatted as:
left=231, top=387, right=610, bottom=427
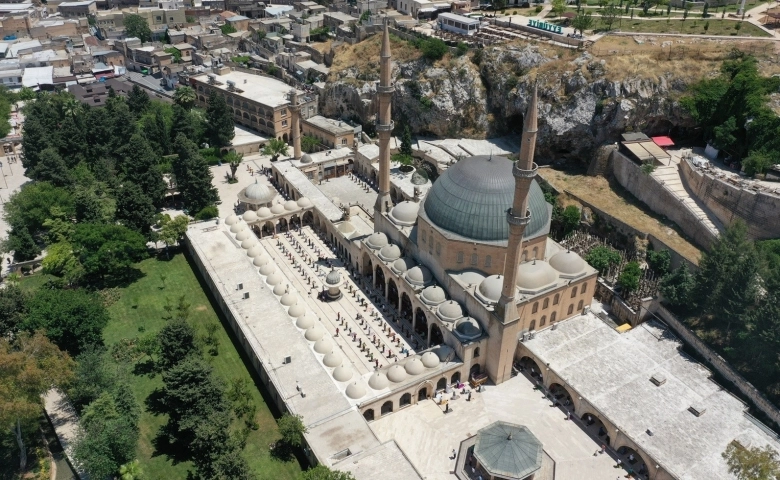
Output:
left=322, top=36, right=699, bottom=162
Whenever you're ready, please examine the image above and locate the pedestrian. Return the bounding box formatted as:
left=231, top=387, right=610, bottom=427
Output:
left=616, top=458, right=622, bottom=468
left=451, top=448, right=456, bottom=459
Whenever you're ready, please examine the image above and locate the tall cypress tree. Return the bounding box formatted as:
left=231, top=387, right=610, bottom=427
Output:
left=118, top=134, right=166, bottom=207
left=205, top=91, right=234, bottom=149
left=173, top=134, right=218, bottom=214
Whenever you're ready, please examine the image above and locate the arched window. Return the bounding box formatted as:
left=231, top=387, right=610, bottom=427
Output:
left=551, top=312, right=557, bottom=323
left=363, top=409, right=374, bottom=421
left=521, top=252, right=527, bottom=262
left=437, top=378, right=447, bottom=391
left=471, top=253, right=478, bottom=265
left=457, top=251, right=464, bottom=264
left=529, top=320, right=536, bottom=331
left=553, top=294, right=560, bottom=305
left=400, top=393, right=411, bottom=407
left=567, top=305, right=574, bottom=315
left=543, top=298, right=549, bottom=309
left=474, top=347, right=480, bottom=358
left=532, top=247, right=538, bottom=259
left=381, top=401, right=393, bottom=416
left=540, top=315, right=546, bottom=327
left=532, top=302, right=539, bottom=314
left=581, top=283, right=587, bottom=294
left=485, top=255, right=492, bottom=267
left=571, top=287, right=578, bottom=298
left=578, top=300, right=584, bottom=311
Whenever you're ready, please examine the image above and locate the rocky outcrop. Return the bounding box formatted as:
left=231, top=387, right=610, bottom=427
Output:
left=322, top=42, right=698, bottom=163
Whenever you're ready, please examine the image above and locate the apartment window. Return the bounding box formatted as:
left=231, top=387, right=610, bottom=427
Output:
left=532, top=302, right=538, bottom=314
left=156, top=15, right=162, bottom=21
left=578, top=300, right=584, bottom=311
left=341, top=138, right=347, bottom=145
left=457, top=252, right=463, bottom=264
left=581, top=283, right=587, bottom=294
left=553, top=294, right=560, bottom=305
left=571, top=287, right=577, bottom=298
left=281, top=108, right=287, bottom=117
left=471, top=253, right=478, bottom=266
left=484, top=255, right=492, bottom=268
left=543, top=298, right=549, bottom=309
left=540, top=315, right=546, bottom=327
left=282, top=120, right=288, bottom=127
left=551, top=312, right=557, bottom=322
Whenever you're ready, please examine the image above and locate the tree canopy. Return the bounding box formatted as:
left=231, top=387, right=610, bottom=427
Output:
left=205, top=90, right=235, bottom=149
left=173, top=134, right=219, bottom=215
left=722, top=441, right=780, bottom=480
left=124, top=14, right=152, bottom=43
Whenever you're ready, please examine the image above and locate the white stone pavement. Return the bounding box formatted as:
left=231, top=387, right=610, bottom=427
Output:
left=0, top=152, right=30, bottom=276
left=369, top=372, right=621, bottom=480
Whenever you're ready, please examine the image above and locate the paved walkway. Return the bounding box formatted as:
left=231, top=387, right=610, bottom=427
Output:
left=0, top=147, right=30, bottom=276
left=369, top=372, right=622, bottom=480
left=43, top=389, right=87, bottom=480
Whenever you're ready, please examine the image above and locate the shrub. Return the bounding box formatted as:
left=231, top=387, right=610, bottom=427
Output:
left=535, top=4, right=544, bottom=12
left=420, top=37, right=448, bottom=61
left=455, top=42, right=468, bottom=57
left=195, top=205, right=219, bottom=220
left=420, top=96, right=434, bottom=109
left=618, top=261, right=642, bottom=293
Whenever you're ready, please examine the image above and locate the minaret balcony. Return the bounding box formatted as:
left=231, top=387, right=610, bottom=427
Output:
left=377, top=85, right=395, bottom=94
left=375, top=120, right=395, bottom=132
left=506, top=209, right=531, bottom=226
left=512, top=162, right=538, bottom=179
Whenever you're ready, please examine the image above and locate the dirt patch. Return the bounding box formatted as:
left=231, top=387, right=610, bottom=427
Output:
left=538, top=167, right=703, bottom=264
left=329, top=33, right=422, bottom=81
left=195, top=305, right=208, bottom=311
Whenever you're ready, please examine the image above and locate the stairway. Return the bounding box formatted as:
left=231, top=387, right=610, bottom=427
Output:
left=651, top=164, right=724, bottom=237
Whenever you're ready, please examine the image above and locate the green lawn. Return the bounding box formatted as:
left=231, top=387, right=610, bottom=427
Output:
left=95, top=254, right=302, bottom=479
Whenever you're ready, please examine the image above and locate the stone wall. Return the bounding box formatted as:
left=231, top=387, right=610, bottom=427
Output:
left=594, top=279, right=652, bottom=326
left=611, top=150, right=717, bottom=249
left=652, top=302, right=780, bottom=431
left=679, top=158, right=780, bottom=240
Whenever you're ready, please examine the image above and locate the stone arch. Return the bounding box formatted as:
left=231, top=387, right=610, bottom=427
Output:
left=302, top=211, right=314, bottom=225
left=375, top=265, right=385, bottom=290
left=400, top=392, right=412, bottom=407
left=414, top=308, right=428, bottom=336
left=549, top=382, right=574, bottom=410
left=543, top=298, right=549, bottom=309
left=614, top=443, right=650, bottom=478
left=242, top=112, right=249, bottom=119
left=363, top=409, right=375, bottom=421
left=532, top=246, right=539, bottom=259
left=436, top=377, right=446, bottom=391
left=578, top=299, right=584, bottom=311
left=470, top=363, right=481, bottom=377
left=473, top=347, right=480, bottom=358
left=430, top=323, right=443, bottom=346
left=580, top=411, right=611, bottom=445
left=517, top=356, right=542, bottom=380
left=532, top=301, right=539, bottom=314
left=387, top=279, right=399, bottom=308
left=571, top=286, right=578, bottom=298
left=381, top=400, right=393, bottom=416
left=400, top=293, right=413, bottom=322
left=283, top=133, right=289, bottom=143
left=362, top=253, right=373, bottom=276
left=278, top=217, right=288, bottom=231
left=262, top=221, right=275, bottom=236
left=290, top=214, right=300, bottom=230
left=251, top=115, right=257, bottom=124
left=451, top=371, right=461, bottom=385
left=416, top=383, right=432, bottom=402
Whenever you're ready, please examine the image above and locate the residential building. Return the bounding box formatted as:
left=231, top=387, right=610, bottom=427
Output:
left=323, top=11, right=357, bottom=30
left=57, top=0, right=97, bottom=18
left=301, top=115, right=355, bottom=149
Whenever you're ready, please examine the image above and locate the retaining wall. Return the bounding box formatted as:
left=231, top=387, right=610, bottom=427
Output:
left=652, top=302, right=780, bottom=431
left=679, top=158, right=780, bottom=240
left=612, top=150, right=717, bottom=249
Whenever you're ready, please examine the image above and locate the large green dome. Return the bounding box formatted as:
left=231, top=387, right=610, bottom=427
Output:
left=422, top=155, right=550, bottom=242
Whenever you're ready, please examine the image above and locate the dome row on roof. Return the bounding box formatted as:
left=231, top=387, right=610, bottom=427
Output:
left=548, top=250, right=587, bottom=277
left=230, top=221, right=246, bottom=233
left=334, top=365, right=353, bottom=382
left=300, top=153, right=313, bottom=164
left=516, top=260, right=559, bottom=292
left=406, top=265, right=432, bottom=287
left=455, top=317, right=481, bottom=341
left=421, top=285, right=446, bottom=306
left=437, top=300, right=463, bottom=323
left=379, top=244, right=402, bottom=262
left=391, top=257, right=416, bottom=275
left=389, top=201, right=420, bottom=227
left=236, top=229, right=251, bottom=241
left=266, top=272, right=282, bottom=285
left=366, top=232, right=388, bottom=250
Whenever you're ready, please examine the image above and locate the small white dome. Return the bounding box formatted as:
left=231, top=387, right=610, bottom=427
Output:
left=391, top=257, right=416, bottom=275
left=421, top=285, right=446, bottom=305
left=368, top=372, right=389, bottom=390
left=345, top=380, right=366, bottom=399
left=421, top=351, right=440, bottom=368
left=337, top=221, right=356, bottom=235
left=455, top=317, right=481, bottom=340
left=230, top=222, right=246, bottom=233
left=366, top=232, right=389, bottom=250
left=325, top=269, right=341, bottom=286
left=378, top=244, right=402, bottom=262
left=296, top=314, right=314, bottom=329
left=253, top=254, right=270, bottom=266
left=284, top=200, right=299, bottom=211
left=280, top=291, right=298, bottom=306
left=270, top=203, right=285, bottom=215
left=257, top=207, right=272, bottom=218
left=300, top=153, right=313, bottom=164
left=437, top=300, right=463, bottom=323
left=235, top=230, right=251, bottom=241
left=406, top=265, right=432, bottom=287
left=259, top=263, right=276, bottom=276
left=246, top=245, right=263, bottom=258
left=387, top=365, right=407, bottom=383
left=334, top=365, right=353, bottom=382
left=549, top=250, right=586, bottom=276
left=266, top=272, right=282, bottom=285
left=516, top=260, right=559, bottom=292
left=323, top=350, right=342, bottom=367
left=477, top=275, right=504, bottom=303
left=405, top=357, right=425, bottom=375
left=389, top=201, right=420, bottom=226
left=242, top=181, right=272, bottom=202
left=297, top=197, right=312, bottom=208
left=304, top=325, right=325, bottom=341
left=314, top=337, right=333, bottom=354
left=241, top=238, right=257, bottom=249
left=225, top=214, right=239, bottom=225
left=288, top=303, right=306, bottom=318
left=273, top=283, right=287, bottom=296
left=242, top=210, right=258, bottom=222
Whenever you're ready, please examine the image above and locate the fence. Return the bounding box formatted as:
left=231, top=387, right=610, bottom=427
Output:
left=653, top=302, right=780, bottom=430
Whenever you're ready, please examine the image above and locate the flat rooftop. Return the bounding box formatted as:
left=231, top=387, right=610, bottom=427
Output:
left=303, top=115, right=355, bottom=135
left=523, top=313, right=780, bottom=480
left=192, top=70, right=293, bottom=108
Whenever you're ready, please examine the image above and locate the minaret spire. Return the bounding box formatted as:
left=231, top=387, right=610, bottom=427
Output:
left=374, top=19, right=394, bottom=218
left=290, top=89, right=302, bottom=160
left=496, top=84, right=539, bottom=325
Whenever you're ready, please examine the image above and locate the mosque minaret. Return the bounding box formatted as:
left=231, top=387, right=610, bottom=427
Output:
left=373, top=20, right=394, bottom=216
left=290, top=89, right=302, bottom=160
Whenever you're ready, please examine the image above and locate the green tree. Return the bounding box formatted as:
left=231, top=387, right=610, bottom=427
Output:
left=585, top=246, right=621, bottom=274
left=156, top=214, right=190, bottom=257
left=739, top=291, right=780, bottom=381
left=0, top=285, right=29, bottom=338
left=742, top=151, right=775, bottom=176
left=301, top=465, right=357, bottom=480
left=69, top=223, right=147, bottom=281
left=119, top=460, right=144, bottom=480
left=23, top=288, right=110, bottom=356
left=551, top=0, right=567, bottom=16
left=419, top=38, right=448, bottom=61
left=73, top=189, right=112, bottom=224
left=119, top=133, right=166, bottom=206
left=225, top=151, right=243, bottom=181
left=170, top=104, right=199, bottom=143
left=0, top=332, right=74, bottom=472
left=278, top=413, right=307, bottom=448
left=205, top=91, right=235, bottom=149
left=221, top=23, right=237, bottom=34
left=722, top=441, right=780, bottom=480
left=646, top=248, right=671, bottom=275
left=301, top=134, right=319, bottom=153
left=173, top=86, right=196, bottom=109
left=127, top=85, right=150, bottom=115
left=42, top=241, right=84, bottom=285
left=157, top=318, right=198, bottom=370
left=115, top=181, right=157, bottom=234
left=560, top=205, right=581, bottom=235
left=617, top=261, right=642, bottom=293
left=29, top=147, right=70, bottom=187
left=68, top=348, right=117, bottom=411
left=164, top=47, right=182, bottom=63
left=571, top=12, right=594, bottom=35
left=125, top=14, right=152, bottom=43
left=173, top=134, right=219, bottom=214
left=5, top=223, right=41, bottom=261
left=141, top=107, right=172, bottom=156
left=262, top=137, right=290, bottom=161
